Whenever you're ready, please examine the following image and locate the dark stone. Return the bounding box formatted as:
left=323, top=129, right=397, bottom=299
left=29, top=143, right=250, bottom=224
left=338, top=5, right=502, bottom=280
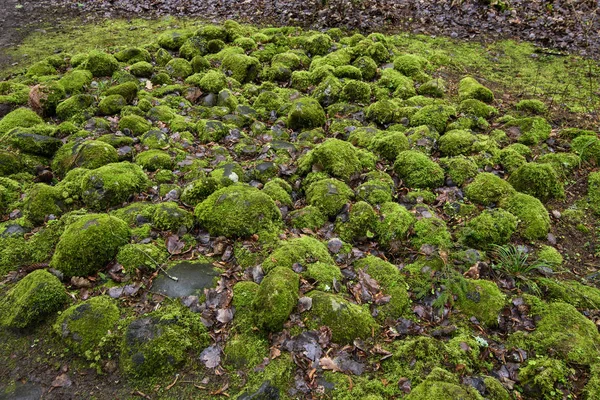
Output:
left=152, top=261, right=219, bottom=298
left=237, top=381, right=280, bottom=400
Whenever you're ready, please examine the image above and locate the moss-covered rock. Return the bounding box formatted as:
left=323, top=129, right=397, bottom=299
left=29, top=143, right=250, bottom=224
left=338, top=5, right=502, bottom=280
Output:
left=198, top=70, right=227, bottom=93
left=464, top=172, right=515, bottom=206
left=305, top=178, right=353, bottom=218
left=56, top=94, right=95, bottom=121
left=8, top=128, right=63, bottom=157
left=195, top=184, right=281, bottom=238
left=82, top=50, right=120, bottom=77
left=394, top=150, right=444, bottom=188
left=299, top=138, right=371, bottom=181
left=253, top=267, right=299, bottom=331
left=262, top=236, right=333, bottom=274
left=375, top=202, right=415, bottom=249
left=305, top=33, right=332, bottom=56
left=411, top=217, right=452, bottom=250
left=221, top=54, right=260, bottom=83
left=393, top=54, right=429, bottom=81
left=52, top=140, right=119, bottom=177
left=367, top=130, right=409, bottom=162
left=288, top=206, right=327, bottom=230
left=143, top=201, right=194, bottom=232
left=508, top=162, right=564, bottom=202
left=458, top=77, right=494, bottom=103
left=50, top=213, right=131, bottom=277
left=305, top=290, right=378, bottom=344
left=503, top=116, right=551, bottom=145
left=180, top=176, right=219, bottom=206
left=118, top=114, right=151, bottom=136
left=98, top=94, right=127, bottom=115
left=29, top=81, right=66, bottom=116
left=0, top=269, right=68, bottom=329
left=263, top=179, right=293, bottom=207
left=461, top=209, right=517, bottom=249
left=515, top=99, right=548, bottom=115
left=0, top=107, right=44, bottom=134
left=59, top=70, right=93, bottom=94
left=22, top=183, right=63, bottom=225
left=366, top=99, right=399, bottom=125
left=196, top=119, right=230, bottom=143
left=410, top=104, right=456, bottom=133
left=135, top=150, right=173, bottom=171
left=53, top=296, right=119, bottom=356
left=120, top=302, right=210, bottom=378
left=405, top=368, right=481, bottom=400
left=117, top=242, right=168, bottom=274
left=336, top=201, right=377, bottom=242
left=438, top=129, right=477, bottom=156
left=80, top=162, right=148, bottom=210
left=165, top=58, right=193, bottom=79
left=499, top=192, right=550, bottom=240
left=455, top=279, right=505, bottom=326
left=341, top=80, right=371, bottom=104
left=287, top=97, right=326, bottom=130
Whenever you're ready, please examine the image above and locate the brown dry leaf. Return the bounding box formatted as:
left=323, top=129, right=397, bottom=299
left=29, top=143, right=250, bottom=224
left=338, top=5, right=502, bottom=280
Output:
left=319, top=356, right=342, bottom=372
left=166, top=235, right=185, bottom=255
left=51, top=373, right=72, bottom=388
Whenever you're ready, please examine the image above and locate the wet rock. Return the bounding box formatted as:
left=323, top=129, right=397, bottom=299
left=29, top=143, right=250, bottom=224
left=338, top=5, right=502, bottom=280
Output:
left=238, top=381, right=280, bottom=400
left=152, top=261, right=219, bottom=298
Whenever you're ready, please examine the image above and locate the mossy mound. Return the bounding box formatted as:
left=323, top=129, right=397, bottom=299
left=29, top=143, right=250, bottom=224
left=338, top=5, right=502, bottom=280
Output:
left=50, top=213, right=131, bottom=277
left=508, top=162, right=564, bottom=202
left=52, top=140, right=119, bottom=177
left=299, top=138, right=373, bottom=181
left=253, top=267, right=299, bottom=331
left=305, top=178, right=354, bottom=218
left=262, top=236, right=333, bottom=273
left=195, top=184, right=281, bottom=238
left=80, top=162, right=148, bottom=210
left=394, top=150, right=445, bottom=188
left=54, top=296, right=120, bottom=356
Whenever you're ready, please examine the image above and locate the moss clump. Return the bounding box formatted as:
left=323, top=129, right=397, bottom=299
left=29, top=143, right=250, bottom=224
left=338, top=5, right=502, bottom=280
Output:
left=440, top=156, right=478, bottom=186
left=224, top=332, right=269, bottom=369
left=53, top=296, right=119, bottom=356
left=537, top=278, right=600, bottom=309
left=305, top=178, right=353, bottom=218
left=458, top=98, right=498, bottom=119
left=499, top=192, right=550, bottom=240
left=461, top=209, right=517, bottom=250
left=516, top=99, right=548, bottom=115
left=287, top=97, right=326, bottom=130
left=135, top=150, right=173, bottom=171
left=410, top=104, right=456, bottom=133
left=394, top=150, right=444, bottom=188
left=117, top=243, right=168, bottom=274
left=221, top=54, right=260, bottom=83
left=418, top=78, right=446, bottom=98
left=464, top=172, right=515, bottom=206
left=340, top=80, right=371, bottom=104
left=0, top=269, right=67, bottom=329
left=305, top=33, right=332, bottom=56
left=52, top=140, right=119, bottom=177
left=376, top=202, right=415, bottom=249
left=263, top=179, right=293, bottom=207
left=305, top=290, right=378, bottom=344
left=253, top=267, right=299, bottom=331
left=458, top=77, right=494, bottom=103
left=180, top=176, right=218, bottom=206
left=519, top=357, right=571, bottom=399
left=536, top=245, right=563, bottom=267
left=197, top=70, right=227, bottom=93
left=197, top=119, right=230, bottom=143
left=142, top=201, right=194, bottom=232
left=262, top=236, right=333, bottom=273
left=411, top=217, right=452, bottom=250
left=288, top=206, right=327, bottom=230
left=508, top=162, right=564, bottom=202
left=503, top=116, right=551, bottom=145
left=129, top=61, right=153, bottom=78
left=50, top=214, right=131, bottom=277
left=120, top=302, right=210, bottom=378
left=588, top=171, right=600, bottom=213
left=98, top=94, right=127, bottom=115
left=22, top=183, right=63, bottom=225
left=299, top=138, right=369, bottom=181
left=30, top=81, right=66, bottom=116
left=165, top=58, right=193, bottom=79
left=336, top=201, right=377, bottom=242
left=59, top=70, right=93, bottom=94
left=438, top=129, right=477, bottom=156
left=366, top=99, right=399, bottom=125
left=56, top=94, right=95, bottom=121
left=405, top=368, right=481, bottom=400
left=0, top=107, right=43, bottom=134
left=367, top=130, right=409, bottom=162
left=302, top=262, right=342, bottom=292
left=393, top=54, right=428, bottom=80
left=355, top=171, right=394, bottom=205
left=354, top=255, right=411, bottom=320
left=518, top=296, right=600, bottom=365
left=455, top=279, right=505, bottom=326
left=114, top=47, right=151, bottom=64
left=118, top=114, right=151, bottom=136
left=80, top=162, right=147, bottom=210
left=82, top=50, right=120, bottom=77
left=195, top=184, right=281, bottom=238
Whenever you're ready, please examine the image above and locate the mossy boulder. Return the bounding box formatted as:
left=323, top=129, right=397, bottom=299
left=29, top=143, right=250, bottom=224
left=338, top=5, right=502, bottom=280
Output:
left=221, top=54, right=260, bottom=83
left=81, top=162, right=148, bottom=210
left=197, top=119, right=230, bottom=143
left=458, top=77, right=494, bottom=103
left=440, top=156, right=478, bottom=186
left=56, top=94, right=95, bottom=121
left=130, top=61, right=154, bottom=78
left=117, top=243, right=168, bottom=274
left=515, top=98, right=548, bottom=115
left=461, top=209, right=518, bottom=249
left=503, top=116, right=551, bottom=145
left=118, top=114, right=152, bottom=136
left=53, top=296, right=120, bottom=356
left=262, top=236, right=333, bottom=274
left=464, top=172, right=515, bottom=206
left=305, top=291, right=378, bottom=344
left=82, top=50, right=120, bottom=77
left=0, top=269, right=68, bottom=329
left=376, top=202, right=415, bottom=249
left=59, top=70, right=93, bottom=94
left=368, top=130, right=409, bottom=162
left=288, top=206, right=327, bottom=230
left=0, top=107, right=44, bottom=134
left=405, top=368, right=482, bottom=400
left=287, top=97, right=326, bottom=130
left=135, top=150, right=173, bottom=171
left=52, top=140, right=119, bottom=177
left=197, top=70, right=227, bottom=93
left=410, top=104, right=456, bottom=133
left=180, top=176, right=219, bottom=206
left=142, top=202, right=194, bottom=232
left=165, top=58, right=193, bottom=79
left=499, top=193, right=550, bottom=240
left=336, top=201, right=377, bottom=242
left=305, top=178, right=353, bottom=218
left=589, top=171, right=600, bottom=214
left=299, top=138, right=370, bottom=181
left=456, top=279, right=505, bottom=326
left=508, top=162, right=564, bottom=202
left=411, top=217, right=452, bottom=250
left=366, top=99, right=399, bottom=125
left=253, top=267, right=299, bottom=331
left=195, top=184, right=281, bottom=238
left=50, top=214, right=131, bottom=277
left=29, top=81, right=66, bottom=116
left=438, top=129, right=477, bottom=156
left=8, top=128, right=63, bottom=157
left=98, top=94, right=127, bottom=115
left=305, top=33, right=332, bottom=56
left=394, top=150, right=444, bottom=189
left=120, top=303, right=210, bottom=378
left=114, top=47, right=151, bottom=64
left=23, top=183, right=63, bottom=225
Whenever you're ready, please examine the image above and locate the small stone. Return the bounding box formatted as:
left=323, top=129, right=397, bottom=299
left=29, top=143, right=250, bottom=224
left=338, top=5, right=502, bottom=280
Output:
left=327, top=238, right=343, bottom=254
left=547, top=233, right=557, bottom=245
left=551, top=210, right=561, bottom=219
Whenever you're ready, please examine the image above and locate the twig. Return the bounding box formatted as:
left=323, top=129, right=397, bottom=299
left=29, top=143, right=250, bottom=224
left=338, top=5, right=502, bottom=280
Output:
left=132, top=390, right=151, bottom=399
left=166, top=374, right=179, bottom=390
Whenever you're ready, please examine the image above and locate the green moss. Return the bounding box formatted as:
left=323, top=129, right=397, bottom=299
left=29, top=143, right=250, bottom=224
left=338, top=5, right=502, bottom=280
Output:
left=464, top=172, right=515, bottom=206
left=588, top=171, right=600, bottom=213
left=50, top=213, right=131, bottom=277
left=515, top=99, right=548, bottom=115
left=105, top=81, right=139, bottom=103
left=379, top=69, right=416, bottom=99
left=585, top=363, right=600, bottom=399
left=537, top=278, right=600, bottom=309
left=129, top=61, right=154, bottom=78
left=82, top=50, right=119, bottom=77
left=411, top=217, right=452, bottom=250
left=354, top=255, right=410, bottom=320
left=410, top=104, right=456, bottom=133
left=368, top=130, right=409, bottom=162
left=0, top=107, right=44, bottom=134
left=224, top=332, right=269, bottom=369
left=287, top=97, right=326, bottom=130
left=536, top=245, right=563, bottom=266
left=571, top=135, right=600, bottom=165
left=376, top=202, right=415, bottom=249
left=157, top=30, right=190, bottom=50
left=461, top=209, right=517, bottom=249
left=58, top=70, right=93, bottom=94
left=458, top=76, right=494, bottom=103
left=196, top=70, right=227, bottom=93
left=340, top=80, right=371, bottom=104
left=508, top=162, right=564, bottom=202
left=288, top=206, right=327, bottom=230
left=365, top=99, right=398, bottom=125
left=53, top=295, right=119, bottom=356
left=263, top=179, right=293, bottom=207
left=117, top=114, right=151, bottom=136
left=0, top=269, right=68, bottom=329
left=135, top=150, right=173, bottom=171
left=418, top=78, right=446, bottom=98
left=299, top=138, right=369, bottom=181
left=52, top=140, right=119, bottom=177
left=253, top=266, right=299, bottom=331
left=180, top=176, right=218, bottom=206
left=97, top=94, right=126, bottom=115
left=352, top=56, right=377, bottom=81
left=405, top=367, right=482, bottom=400
left=195, top=184, right=281, bottom=238
left=355, top=171, right=394, bottom=205
left=142, top=201, right=194, bottom=232
left=22, top=183, right=63, bottom=225
left=438, top=129, right=477, bottom=156
left=117, top=242, right=168, bottom=274
left=387, top=336, right=451, bottom=385
left=114, top=47, right=151, bottom=64
left=499, top=192, right=550, bottom=240
left=29, top=81, right=66, bottom=116
left=393, top=54, right=429, bottom=81
left=0, top=81, right=29, bottom=107
left=336, top=201, right=377, bottom=242
left=503, top=116, right=551, bottom=145
left=305, top=178, right=353, bottom=218
left=440, top=156, right=478, bottom=186
left=196, top=119, right=230, bottom=143
left=55, top=94, right=95, bottom=122
left=26, top=60, right=56, bottom=76
left=521, top=296, right=600, bottom=365
left=262, top=236, right=333, bottom=274
left=394, top=150, right=445, bottom=188
left=305, top=290, right=378, bottom=344
left=305, top=33, right=333, bottom=56
left=455, top=279, right=505, bottom=326
left=221, top=53, right=260, bottom=84
left=458, top=99, right=498, bottom=119
left=302, top=262, right=342, bottom=292
left=120, top=301, right=210, bottom=378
